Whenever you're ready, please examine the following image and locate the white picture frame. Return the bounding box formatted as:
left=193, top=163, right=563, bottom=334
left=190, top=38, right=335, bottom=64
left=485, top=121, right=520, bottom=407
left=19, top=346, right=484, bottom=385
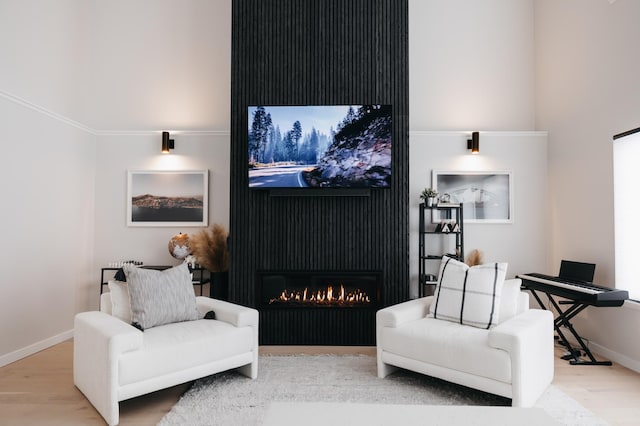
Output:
left=127, top=170, right=209, bottom=227
left=432, top=170, right=513, bottom=224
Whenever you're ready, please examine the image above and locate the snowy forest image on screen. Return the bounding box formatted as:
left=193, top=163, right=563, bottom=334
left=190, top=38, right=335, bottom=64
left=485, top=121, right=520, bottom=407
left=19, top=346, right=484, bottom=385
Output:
left=248, top=105, right=392, bottom=188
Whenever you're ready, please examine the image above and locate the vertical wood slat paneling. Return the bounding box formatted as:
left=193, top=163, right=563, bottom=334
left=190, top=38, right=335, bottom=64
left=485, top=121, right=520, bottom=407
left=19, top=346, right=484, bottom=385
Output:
left=259, top=310, right=376, bottom=345
left=231, top=0, right=408, bottom=344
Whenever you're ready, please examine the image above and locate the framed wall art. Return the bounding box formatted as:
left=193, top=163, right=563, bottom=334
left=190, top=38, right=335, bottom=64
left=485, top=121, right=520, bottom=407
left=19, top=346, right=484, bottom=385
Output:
left=432, top=171, right=513, bottom=223
left=127, top=170, right=209, bottom=227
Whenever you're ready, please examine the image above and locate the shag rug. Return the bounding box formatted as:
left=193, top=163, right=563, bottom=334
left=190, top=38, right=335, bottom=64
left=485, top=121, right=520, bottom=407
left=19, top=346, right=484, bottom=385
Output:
left=159, top=355, right=607, bottom=426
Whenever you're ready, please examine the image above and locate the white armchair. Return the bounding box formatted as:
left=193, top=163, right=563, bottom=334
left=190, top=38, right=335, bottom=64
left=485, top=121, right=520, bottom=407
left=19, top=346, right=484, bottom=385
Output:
left=377, top=278, right=554, bottom=407
left=74, top=294, right=259, bottom=425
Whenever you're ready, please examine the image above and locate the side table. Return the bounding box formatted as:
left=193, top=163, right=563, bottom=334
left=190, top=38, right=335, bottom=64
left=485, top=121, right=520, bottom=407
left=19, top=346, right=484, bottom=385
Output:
left=99, top=265, right=211, bottom=297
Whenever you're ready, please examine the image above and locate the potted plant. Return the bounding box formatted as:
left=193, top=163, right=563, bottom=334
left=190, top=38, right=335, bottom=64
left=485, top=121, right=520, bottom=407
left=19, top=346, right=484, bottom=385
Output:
left=420, top=187, right=439, bottom=207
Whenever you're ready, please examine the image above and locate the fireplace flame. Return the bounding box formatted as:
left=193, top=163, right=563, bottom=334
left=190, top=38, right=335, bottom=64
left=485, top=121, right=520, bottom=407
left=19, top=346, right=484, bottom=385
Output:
left=269, top=284, right=372, bottom=306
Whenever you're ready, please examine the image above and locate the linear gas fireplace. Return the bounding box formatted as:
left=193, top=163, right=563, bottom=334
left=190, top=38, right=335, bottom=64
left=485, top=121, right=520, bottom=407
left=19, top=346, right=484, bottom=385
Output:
left=259, top=271, right=380, bottom=309
left=256, top=271, right=381, bottom=345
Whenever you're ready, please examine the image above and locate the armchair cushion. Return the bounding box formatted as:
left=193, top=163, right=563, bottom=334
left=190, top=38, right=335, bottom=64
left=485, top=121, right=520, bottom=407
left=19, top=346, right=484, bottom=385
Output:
left=123, top=263, right=199, bottom=330
left=118, top=318, right=254, bottom=387
left=380, top=316, right=512, bottom=383
left=429, top=258, right=507, bottom=329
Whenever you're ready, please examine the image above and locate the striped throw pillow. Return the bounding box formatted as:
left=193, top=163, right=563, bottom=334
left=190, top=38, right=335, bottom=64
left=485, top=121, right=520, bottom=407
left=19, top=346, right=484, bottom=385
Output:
left=123, top=263, right=199, bottom=330
left=429, top=257, right=507, bottom=329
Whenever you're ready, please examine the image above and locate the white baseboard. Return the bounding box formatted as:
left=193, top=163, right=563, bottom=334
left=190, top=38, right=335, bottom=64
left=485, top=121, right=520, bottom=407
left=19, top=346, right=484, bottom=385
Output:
left=0, top=329, right=74, bottom=368
left=589, top=341, right=640, bottom=373
left=558, top=334, right=640, bottom=373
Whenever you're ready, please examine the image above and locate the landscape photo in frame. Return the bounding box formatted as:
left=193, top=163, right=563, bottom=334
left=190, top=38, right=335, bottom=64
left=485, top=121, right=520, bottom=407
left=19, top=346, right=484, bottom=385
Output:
left=127, top=170, right=208, bottom=227
left=432, top=171, right=513, bottom=223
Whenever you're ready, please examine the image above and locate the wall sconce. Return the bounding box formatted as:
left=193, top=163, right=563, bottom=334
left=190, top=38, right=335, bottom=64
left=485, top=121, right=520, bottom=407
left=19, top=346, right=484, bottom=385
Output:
left=162, top=131, right=175, bottom=154
left=467, top=131, right=479, bottom=154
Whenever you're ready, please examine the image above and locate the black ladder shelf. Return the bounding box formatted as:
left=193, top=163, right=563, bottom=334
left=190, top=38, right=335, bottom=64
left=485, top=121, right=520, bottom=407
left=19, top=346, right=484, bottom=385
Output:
left=418, top=202, right=464, bottom=297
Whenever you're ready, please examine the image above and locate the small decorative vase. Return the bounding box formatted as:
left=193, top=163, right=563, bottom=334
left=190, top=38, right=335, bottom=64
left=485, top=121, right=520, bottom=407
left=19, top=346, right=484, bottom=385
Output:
left=427, top=197, right=436, bottom=207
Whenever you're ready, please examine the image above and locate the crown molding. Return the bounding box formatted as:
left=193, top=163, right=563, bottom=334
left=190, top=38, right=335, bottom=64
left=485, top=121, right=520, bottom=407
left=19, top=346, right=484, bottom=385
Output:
left=1, top=89, right=98, bottom=134
left=94, top=129, right=230, bottom=136
left=410, top=130, right=548, bottom=137
left=1, top=89, right=230, bottom=136
left=4, top=90, right=544, bottom=139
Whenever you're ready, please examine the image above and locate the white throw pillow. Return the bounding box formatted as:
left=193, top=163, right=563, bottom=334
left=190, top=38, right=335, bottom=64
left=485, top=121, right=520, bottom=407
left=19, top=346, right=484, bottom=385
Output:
left=429, top=257, right=507, bottom=329
left=123, top=263, right=199, bottom=330
left=498, top=279, right=521, bottom=323
left=107, top=280, right=131, bottom=323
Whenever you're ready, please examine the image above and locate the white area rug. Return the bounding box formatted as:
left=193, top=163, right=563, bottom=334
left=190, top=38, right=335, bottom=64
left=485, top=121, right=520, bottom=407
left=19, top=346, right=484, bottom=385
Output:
left=159, top=355, right=608, bottom=426
left=262, top=402, right=561, bottom=426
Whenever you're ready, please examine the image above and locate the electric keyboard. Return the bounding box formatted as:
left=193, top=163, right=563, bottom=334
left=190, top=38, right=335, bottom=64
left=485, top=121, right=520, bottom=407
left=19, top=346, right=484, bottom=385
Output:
left=518, top=273, right=628, bottom=307
left=518, top=268, right=628, bottom=366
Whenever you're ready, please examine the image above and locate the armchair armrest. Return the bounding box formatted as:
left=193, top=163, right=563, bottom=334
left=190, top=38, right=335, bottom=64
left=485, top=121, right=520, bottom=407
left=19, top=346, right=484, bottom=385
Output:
left=489, top=309, right=554, bottom=407
left=376, top=297, right=433, bottom=378
left=74, top=311, right=143, bottom=426
left=196, top=297, right=259, bottom=328
left=196, top=297, right=260, bottom=380
left=74, top=311, right=143, bottom=357
left=376, top=296, right=433, bottom=328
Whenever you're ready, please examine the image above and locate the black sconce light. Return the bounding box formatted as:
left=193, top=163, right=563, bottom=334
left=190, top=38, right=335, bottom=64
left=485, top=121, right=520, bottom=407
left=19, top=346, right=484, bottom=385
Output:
left=162, top=131, right=175, bottom=154
left=467, top=131, right=479, bottom=154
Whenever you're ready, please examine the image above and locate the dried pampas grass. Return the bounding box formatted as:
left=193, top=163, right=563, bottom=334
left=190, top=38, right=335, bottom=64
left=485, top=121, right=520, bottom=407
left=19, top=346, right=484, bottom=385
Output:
left=189, top=224, right=229, bottom=272
left=465, top=249, right=483, bottom=266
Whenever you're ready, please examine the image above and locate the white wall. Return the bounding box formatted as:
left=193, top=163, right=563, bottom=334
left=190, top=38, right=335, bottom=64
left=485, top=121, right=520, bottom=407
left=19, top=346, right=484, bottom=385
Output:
left=90, top=0, right=231, bottom=131
left=0, top=0, right=96, bottom=366
left=409, top=0, right=535, bottom=131
left=0, top=0, right=231, bottom=365
left=0, top=0, right=93, bottom=124
left=535, top=0, right=640, bottom=370
left=87, top=0, right=232, bottom=309
left=91, top=132, right=230, bottom=310
left=408, top=1, right=546, bottom=296
left=409, top=132, right=549, bottom=298
left=0, top=97, right=96, bottom=365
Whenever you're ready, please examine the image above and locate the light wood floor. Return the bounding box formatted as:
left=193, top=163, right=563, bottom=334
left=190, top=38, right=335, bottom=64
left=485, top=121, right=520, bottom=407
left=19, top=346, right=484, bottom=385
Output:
left=1, top=342, right=639, bottom=425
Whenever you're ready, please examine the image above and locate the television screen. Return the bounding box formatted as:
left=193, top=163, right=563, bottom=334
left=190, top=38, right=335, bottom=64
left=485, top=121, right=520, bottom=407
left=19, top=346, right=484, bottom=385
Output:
left=248, top=105, right=392, bottom=188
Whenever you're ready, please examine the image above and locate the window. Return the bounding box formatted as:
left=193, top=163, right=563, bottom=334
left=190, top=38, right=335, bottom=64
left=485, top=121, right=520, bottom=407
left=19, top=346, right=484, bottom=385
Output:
left=613, top=127, right=640, bottom=301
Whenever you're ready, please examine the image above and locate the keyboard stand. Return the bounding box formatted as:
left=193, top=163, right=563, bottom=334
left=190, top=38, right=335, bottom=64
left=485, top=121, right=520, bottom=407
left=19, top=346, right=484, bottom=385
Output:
left=527, top=288, right=612, bottom=366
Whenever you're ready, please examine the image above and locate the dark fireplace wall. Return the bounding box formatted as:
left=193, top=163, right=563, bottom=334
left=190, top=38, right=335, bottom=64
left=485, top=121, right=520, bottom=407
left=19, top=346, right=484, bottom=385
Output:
left=229, top=0, right=409, bottom=343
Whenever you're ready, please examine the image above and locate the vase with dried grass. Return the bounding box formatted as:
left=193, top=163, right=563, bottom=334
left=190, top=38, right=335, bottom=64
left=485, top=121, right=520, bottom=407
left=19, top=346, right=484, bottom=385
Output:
left=189, top=224, right=229, bottom=300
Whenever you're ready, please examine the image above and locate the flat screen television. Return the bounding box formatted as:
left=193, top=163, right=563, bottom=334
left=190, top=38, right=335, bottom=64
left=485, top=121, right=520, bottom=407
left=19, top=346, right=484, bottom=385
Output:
left=248, top=105, right=392, bottom=189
